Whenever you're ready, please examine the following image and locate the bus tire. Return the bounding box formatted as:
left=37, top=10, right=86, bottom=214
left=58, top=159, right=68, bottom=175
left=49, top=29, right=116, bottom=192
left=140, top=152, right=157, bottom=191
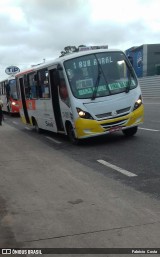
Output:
left=66, top=123, right=79, bottom=144
left=122, top=126, right=138, bottom=137
left=33, top=119, right=42, bottom=133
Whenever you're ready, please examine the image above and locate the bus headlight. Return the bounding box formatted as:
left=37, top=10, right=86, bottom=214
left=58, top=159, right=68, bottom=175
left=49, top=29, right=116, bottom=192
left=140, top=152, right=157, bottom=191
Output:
left=76, top=108, right=93, bottom=119
left=133, top=95, right=142, bottom=110
left=12, top=102, right=16, bottom=105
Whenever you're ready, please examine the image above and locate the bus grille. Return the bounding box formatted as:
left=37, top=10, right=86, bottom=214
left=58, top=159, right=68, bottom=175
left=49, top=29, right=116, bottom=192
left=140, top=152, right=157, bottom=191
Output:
left=101, top=119, right=128, bottom=129
left=96, top=107, right=131, bottom=119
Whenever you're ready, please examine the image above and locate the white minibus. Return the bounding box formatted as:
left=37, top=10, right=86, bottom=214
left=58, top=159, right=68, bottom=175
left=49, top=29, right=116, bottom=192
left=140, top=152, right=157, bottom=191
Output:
left=16, top=47, right=144, bottom=143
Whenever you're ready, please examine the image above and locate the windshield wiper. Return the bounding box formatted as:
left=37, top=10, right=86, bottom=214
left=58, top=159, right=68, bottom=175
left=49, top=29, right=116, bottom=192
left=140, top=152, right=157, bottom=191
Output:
left=91, top=54, right=110, bottom=99
left=91, top=64, right=101, bottom=100
left=125, top=74, right=131, bottom=93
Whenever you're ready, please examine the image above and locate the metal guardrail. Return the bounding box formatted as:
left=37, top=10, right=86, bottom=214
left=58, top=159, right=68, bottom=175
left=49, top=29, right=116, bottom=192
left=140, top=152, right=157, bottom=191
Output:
left=138, top=75, right=160, bottom=98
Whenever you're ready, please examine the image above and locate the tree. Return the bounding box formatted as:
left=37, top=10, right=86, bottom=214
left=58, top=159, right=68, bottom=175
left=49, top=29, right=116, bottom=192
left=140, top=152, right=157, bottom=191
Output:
left=60, top=46, right=77, bottom=57
left=59, top=45, right=86, bottom=57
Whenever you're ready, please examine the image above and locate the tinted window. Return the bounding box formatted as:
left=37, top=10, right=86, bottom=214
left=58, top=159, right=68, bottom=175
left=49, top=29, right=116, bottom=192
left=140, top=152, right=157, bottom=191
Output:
left=64, top=52, right=137, bottom=99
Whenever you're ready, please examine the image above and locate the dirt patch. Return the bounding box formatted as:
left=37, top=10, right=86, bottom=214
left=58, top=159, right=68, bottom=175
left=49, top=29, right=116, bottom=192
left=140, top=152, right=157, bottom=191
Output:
left=0, top=195, right=26, bottom=256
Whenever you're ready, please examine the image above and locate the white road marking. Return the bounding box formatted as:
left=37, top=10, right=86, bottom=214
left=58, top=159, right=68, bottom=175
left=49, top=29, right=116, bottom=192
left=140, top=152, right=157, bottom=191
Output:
left=139, top=127, right=159, bottom=132
left=45, top=136, right=61, bottom=144
left=97, top=160, right=137, bottom=177
left=144, top=102, right=160, bottom=105
left=12, top=121, right=18, bottom=124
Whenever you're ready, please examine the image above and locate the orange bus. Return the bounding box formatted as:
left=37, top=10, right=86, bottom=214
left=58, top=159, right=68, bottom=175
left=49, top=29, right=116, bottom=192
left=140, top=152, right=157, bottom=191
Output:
left=0, top=75, right=19, bottom=114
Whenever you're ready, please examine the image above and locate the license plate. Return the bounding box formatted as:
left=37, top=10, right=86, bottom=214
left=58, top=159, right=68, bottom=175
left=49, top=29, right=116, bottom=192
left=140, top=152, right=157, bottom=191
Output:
left=109, top=127, right=122, bottom=133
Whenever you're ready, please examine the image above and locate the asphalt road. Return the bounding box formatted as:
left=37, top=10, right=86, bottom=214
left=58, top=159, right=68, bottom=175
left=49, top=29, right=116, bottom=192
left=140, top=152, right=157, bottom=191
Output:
left=0, top=98, right=160, bottom=256
left=3, top=98, right=160, bottom=200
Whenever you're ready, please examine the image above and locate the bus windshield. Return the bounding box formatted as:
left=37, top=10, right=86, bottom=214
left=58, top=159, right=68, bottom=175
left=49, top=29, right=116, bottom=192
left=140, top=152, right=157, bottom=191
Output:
left=9, top=79, right=18, bottom=100
left=64, top=51, right=137, bottom=99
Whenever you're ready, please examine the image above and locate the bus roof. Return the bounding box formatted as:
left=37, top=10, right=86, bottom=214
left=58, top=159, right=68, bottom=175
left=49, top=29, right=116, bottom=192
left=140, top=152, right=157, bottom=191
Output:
left=15, top=48, right=123, bottom=77
left=59, top=48, right=123, bottom=61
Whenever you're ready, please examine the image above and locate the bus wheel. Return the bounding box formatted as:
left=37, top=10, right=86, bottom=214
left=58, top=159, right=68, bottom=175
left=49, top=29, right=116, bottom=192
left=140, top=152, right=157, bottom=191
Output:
left=67, top=123, right=79, bottom=144
left=34, top=119, right=42, bottom=133
left=122, top=126, right=138, bottom=137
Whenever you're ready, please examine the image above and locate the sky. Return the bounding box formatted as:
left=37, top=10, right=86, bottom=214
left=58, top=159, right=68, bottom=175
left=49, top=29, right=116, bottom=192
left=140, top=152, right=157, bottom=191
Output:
left=0, top=0, right=160, bottom=79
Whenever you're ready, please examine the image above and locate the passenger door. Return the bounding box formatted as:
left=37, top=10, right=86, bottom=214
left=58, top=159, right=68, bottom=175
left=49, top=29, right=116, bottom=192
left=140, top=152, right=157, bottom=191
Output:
left=49, top=67, right=64, bottom=132
left=19, top=77, right=30, bottom=124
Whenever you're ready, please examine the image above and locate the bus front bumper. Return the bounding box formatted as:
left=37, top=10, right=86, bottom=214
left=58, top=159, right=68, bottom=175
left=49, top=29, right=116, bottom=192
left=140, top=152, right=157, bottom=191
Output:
left=75, top=105, right=144, bottom=139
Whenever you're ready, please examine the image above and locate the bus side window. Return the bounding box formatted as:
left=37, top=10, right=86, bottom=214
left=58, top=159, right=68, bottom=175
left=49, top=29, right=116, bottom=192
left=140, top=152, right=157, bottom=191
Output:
left=5, top=81, right=10, bottom=101
left=37, top=69, right=50, bottom=99
left=4, top=82, right=6, bottom=95
left=1, top=83, right=3, bottom=95
left=24, top=75, right=30, bottom=99
left=16, top=78, right=20, bottom=100
left=28, top=73, right=38, bottom=99
left=58, top=71, right=70, bottom=107
left=59, top=79, right=68, bottom=100
left=44, top=71, right=50, bottom=98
